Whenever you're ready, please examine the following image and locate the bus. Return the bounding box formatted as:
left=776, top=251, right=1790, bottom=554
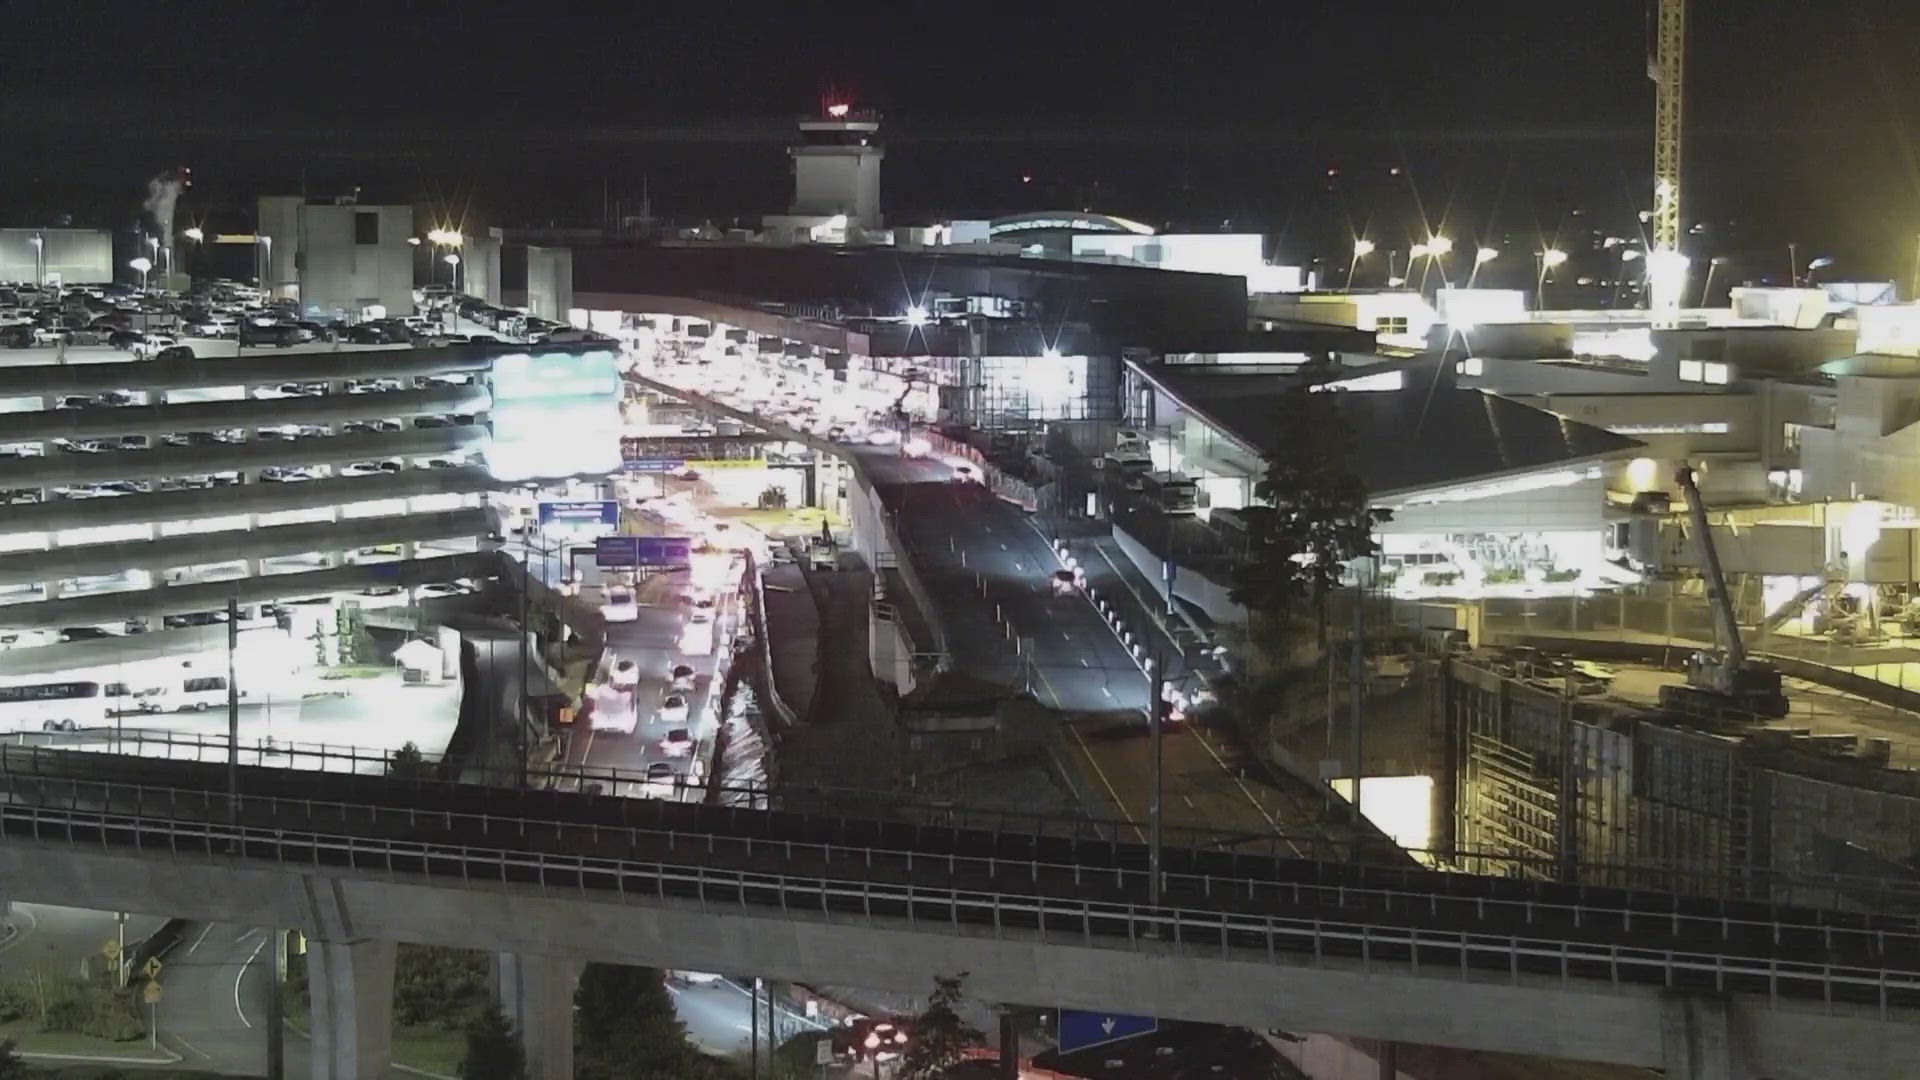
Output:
left=0, top=680, right=113, bottom=731
left=147, top=675, right=243, bottom=713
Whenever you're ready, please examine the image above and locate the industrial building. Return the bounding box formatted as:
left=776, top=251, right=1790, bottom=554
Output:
left=0, top=228, right=114, bottom=286
left=256, top=195, right=417, bottom=320
left=0, top=341, right=623, bottom=631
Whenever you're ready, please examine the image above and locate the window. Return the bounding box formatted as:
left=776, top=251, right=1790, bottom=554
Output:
left=1455, top=358, right=1484, bottom=376
left=354, top=212, right=380, bottom=246
left=1702, top=361, right=1730, bottom=385
left=1678, top=359, right=1703, bottom=382
left=1373, top=316, right=1410, bottom=335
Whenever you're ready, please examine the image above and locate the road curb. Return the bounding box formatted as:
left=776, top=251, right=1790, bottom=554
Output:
left=20, top=1047, right=184, bottom=1066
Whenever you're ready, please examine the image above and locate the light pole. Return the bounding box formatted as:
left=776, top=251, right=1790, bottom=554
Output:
left=183, top=227, right=203, bottom=284
left=1535, top=248, right=1567, bottom=308
left=1346, top=238, right=1374, bottom=290
left=128, top=256, right=152, bottom=290
left=1701, top=255, right=1727, bottom=307
left=28, top=233, right=44, bottom=286
left=444, top=253, right=461, bottom=293
left=256, top=236, right=273, bottom=293
left=1468, top=245, right=1498, bottom=287
left=1419, top=235, right=1452, bottom=293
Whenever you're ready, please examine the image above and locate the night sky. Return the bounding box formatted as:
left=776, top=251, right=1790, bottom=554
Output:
left=5, top=0, right=1919, bottom=286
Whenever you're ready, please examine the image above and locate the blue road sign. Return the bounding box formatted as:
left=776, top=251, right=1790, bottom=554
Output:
left=1056, top=1010, right=1158, bottom=1054
left=539, top=500, right=618, bottom=527
left=595, top=536, right=692, bottom=568
left=594, top=536, right=639, bottom=568
left=635, top=536, right=692, bottom=565
left=622, top=459, right=683, bottom=473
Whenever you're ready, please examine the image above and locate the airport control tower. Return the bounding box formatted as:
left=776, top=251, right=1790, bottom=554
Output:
left=788, top=102, right=884, bottom=230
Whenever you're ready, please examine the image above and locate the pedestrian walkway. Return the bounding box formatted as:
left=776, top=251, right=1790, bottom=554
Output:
left=760, top=563, right=819, bottom=723
left=764, top=556, right=904, bottom=791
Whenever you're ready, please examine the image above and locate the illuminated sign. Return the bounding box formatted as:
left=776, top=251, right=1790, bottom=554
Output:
left=539, top=500, right=618, bottom=526
left=595, top=536, right=692, bottom=567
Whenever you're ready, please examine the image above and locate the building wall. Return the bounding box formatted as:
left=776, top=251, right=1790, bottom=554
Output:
left=297, top=203, right=414, bottom=319
left=791, top=150, right=882, bottom=226
left=256, top=196, right=302, bottom=298
left=525, top=246, right=573, bottom=323
left=0, top=229, right=113, bottom=285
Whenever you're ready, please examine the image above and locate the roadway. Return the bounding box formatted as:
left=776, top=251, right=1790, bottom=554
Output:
left=849, top=445, right=1323, bottom=847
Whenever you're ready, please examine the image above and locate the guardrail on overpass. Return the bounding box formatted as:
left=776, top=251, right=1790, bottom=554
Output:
left=1, top=749, right=1918, bottom=1078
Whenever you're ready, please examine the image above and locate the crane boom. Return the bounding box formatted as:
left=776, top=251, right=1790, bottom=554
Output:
left=1649, top=0, right=1685, bottom=255
left=1675, top=465, right=1743, bottom=666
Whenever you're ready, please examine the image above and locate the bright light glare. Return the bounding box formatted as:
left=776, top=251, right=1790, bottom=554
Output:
left=407, top=237, right=422, bottom=246
left=183, top=227, right=204, bottom=242
left=128, top=257, right=152, bottom=272
left=1646, top=249, right=1690, bottom=311
left=1041, top=347, right=1063, bottom=360
left=1386, top=276, right=1407, bottom=287
left=1621, top=249, right=1643, bottom=262
left=1540, top=248, right=1568, bottom=268
left=1352, top=239, right=1376, bottom=257
left=827, top=103, right=851, bottom=118
left=1426, top=236, right=1453, bottom=255
left=904, top=305, right=928, bottom=327
left=1409, top=243, right=1430, bottom=258
left=443, top=253, right=460, bottom=266
left=1475, top=246, right=1498, bottom=264
left=902, top=437, right=931, bottom=458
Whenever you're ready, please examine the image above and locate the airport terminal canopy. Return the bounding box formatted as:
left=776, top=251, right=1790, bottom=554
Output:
left=985, top=211, right=1157, bottom=238
left=1144, top=364, right=1639, bottom=499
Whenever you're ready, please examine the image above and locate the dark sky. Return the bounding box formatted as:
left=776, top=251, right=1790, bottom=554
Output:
left=6, top=0, right=1920, bottom=285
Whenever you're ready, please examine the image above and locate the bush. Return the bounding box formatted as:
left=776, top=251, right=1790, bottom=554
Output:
left=39, top=985, right=143, bottom=1041
left=0, top=984, right=30, bottom=1024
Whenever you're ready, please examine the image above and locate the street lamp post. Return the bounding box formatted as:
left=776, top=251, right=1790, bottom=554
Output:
left=1468, top=246, right=1498, bottom=287
left=1536, top=248, right=1568, bottom=308
left=28, top=234, right=43, bottom=286
left=1347, top=238, right=1374, bottom=290
left=183, top=227, right=203, bottom=283
left=127, top=256, right=152, bottom=291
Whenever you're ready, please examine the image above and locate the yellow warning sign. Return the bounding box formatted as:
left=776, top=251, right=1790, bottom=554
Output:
left=144, top=981, right=163, bottom=1004
left=142, top=957, right=162, bottom=979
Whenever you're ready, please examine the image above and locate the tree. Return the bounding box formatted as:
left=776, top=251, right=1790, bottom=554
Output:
left=895, top=973, right=983, bottom=1079
left=756, top=484, right=789, bottom=510
left=0, top=1037, right=23, bottom=1080
left=573, top=964, right=718, bottom=1080
left=1228, top=385, right=1391, bottom=642
left=389, top=741, right=435, bottom=781
left=458, top=1005, right=526, bottom=1080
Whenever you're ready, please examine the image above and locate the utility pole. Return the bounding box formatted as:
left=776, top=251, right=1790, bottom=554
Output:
left=227, top=595, right=240, bottom=819
left=266, top=930, right=286, bottom=1080
left=1149, top=654, right=1164, bottom=908
left=749, top=977, right=760, bottom=1079
left=1349, top=584, right=1365, bottom=836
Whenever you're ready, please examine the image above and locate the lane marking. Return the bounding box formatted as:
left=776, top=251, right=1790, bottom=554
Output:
left=1066, top=720, right=1146, bottom=842
left=234, top=935, right=269, bottom=1029
left=175, top=1036, right=212, bottom=1061
left=1191, top=729, right=1283, bottom=833
left=186, top=922, right=215, bottom=956
left=1079, top=658, right=1090, bottom=667
left=0, top=907, right=38, bottom=955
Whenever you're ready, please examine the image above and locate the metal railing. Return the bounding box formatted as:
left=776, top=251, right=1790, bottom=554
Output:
left=5, top=770, right=1919, bottom=972
left=5, top=786, right=1920, bottom=1021
left=13, top=737, right=1920, bottom=915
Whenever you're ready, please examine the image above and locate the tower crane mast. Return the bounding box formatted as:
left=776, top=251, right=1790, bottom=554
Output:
left=1647, top=0, right=1688, bottom=316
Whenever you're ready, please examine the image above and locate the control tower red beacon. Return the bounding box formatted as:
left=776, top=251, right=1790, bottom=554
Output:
left=789, top=98, right=884, bottom=230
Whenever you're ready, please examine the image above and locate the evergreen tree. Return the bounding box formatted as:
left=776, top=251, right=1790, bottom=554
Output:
left=457, top=1005, right=526, bottom=1080
left=1228, top=385, right=1391, bottom=641
left=895, top=973, right=982, bottom=1079
left=574, top=964, right=713, bottom=1080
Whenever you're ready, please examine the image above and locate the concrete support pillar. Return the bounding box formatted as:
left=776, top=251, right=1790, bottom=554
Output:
left=1661, top=993, right=1746, bottom=1080
left=491, top=953, right=580, bottom=1080
left=306, top=938, right=396, bottom=1080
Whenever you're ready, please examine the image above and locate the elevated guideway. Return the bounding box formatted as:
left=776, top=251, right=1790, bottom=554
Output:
left=0, top=747, right=1916, bottom=1080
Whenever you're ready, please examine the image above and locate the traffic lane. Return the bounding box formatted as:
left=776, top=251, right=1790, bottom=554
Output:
left=568, top=578, right=724, bottom=794
left=158, top=922, right=273, bottom=1073
left=0, top=904, right=166, bottom=983
left=668, top=976, right=827, bottom=1056
left=1059, top=715, right=1311, bottom=849
left=877, top=475, right=1150, bottom=711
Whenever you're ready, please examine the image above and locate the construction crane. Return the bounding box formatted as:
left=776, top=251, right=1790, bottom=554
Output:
left=1646, top=0, right=1688, bottom=317
left=1661, top=466, right=1790, bottom=719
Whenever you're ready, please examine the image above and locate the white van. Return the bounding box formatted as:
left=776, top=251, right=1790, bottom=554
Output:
left=150, top=675, right=244, bottom=712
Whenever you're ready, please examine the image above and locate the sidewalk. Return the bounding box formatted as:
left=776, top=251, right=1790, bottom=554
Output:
left=760, top=563, right=819, bottom=722
left=765, top=556, right=904, bottom=791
